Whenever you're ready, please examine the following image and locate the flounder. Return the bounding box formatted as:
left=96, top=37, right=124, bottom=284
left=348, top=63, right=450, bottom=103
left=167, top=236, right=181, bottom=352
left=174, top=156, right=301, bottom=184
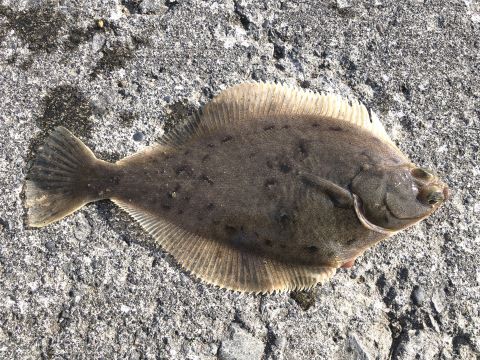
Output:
left=25, top=83, right=448, bottom=293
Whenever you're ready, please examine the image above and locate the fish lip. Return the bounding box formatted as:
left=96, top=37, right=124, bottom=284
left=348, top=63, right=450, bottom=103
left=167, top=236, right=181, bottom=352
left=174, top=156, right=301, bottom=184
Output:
left=352, top=194, right=398, bottom=235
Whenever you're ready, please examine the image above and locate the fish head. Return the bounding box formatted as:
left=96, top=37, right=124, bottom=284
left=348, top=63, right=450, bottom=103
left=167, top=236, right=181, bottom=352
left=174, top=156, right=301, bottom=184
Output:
left=351, top=164, right=448, bottom=233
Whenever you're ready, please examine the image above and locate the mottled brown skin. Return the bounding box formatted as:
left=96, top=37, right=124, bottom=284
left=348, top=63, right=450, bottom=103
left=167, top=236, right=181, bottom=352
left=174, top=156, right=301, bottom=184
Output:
left=91, top=115, right=409, bottom=268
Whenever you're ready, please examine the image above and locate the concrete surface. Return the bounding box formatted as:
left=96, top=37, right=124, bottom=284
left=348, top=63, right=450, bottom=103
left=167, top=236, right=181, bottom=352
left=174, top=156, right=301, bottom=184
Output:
left=0, top=0, right=479, bottom=359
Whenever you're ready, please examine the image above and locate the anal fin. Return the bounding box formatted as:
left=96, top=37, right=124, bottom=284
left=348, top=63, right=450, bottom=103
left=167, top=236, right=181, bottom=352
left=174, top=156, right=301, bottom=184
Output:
left=113, top=199, right=336, bottom=293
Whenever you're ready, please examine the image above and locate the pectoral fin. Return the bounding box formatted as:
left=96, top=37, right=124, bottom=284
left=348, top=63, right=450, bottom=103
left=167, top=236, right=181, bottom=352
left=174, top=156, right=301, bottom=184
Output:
left=300, top=172, right=353, bottom=208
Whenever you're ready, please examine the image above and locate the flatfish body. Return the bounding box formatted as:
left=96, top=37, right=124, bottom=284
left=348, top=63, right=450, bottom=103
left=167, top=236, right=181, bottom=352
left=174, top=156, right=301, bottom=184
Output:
left=25, top=83, right=448, bottom=293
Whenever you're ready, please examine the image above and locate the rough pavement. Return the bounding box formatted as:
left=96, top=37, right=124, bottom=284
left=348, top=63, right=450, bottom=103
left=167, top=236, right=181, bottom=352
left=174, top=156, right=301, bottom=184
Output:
left=0, top=0, right=479, bottom=359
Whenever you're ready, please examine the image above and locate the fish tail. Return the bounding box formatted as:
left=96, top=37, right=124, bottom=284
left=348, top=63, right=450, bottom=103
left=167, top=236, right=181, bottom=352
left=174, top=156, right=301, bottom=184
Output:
left=25, top=126, right=115, bottom=227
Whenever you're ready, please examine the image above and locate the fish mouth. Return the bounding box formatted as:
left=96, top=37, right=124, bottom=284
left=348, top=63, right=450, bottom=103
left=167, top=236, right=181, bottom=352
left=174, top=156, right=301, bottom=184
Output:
left=352, top=194, right=398, bottom=235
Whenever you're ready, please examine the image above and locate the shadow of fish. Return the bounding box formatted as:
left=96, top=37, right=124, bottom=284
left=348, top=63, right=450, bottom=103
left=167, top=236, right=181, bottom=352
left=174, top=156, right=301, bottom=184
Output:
left=25, top=83, right=448, bottom=293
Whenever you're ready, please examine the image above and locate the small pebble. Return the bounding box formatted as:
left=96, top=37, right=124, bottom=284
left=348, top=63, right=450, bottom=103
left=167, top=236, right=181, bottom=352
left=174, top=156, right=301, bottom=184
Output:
left=45, top=241, right=56, bottom=251
left=59, top=310, right=70, bottom=319
left=411, top=285, right=425, bottom=306
left=74, top=215, right=91, bottom=241
left=431, top=290, right=446, bottom=313
left=336, top=0, right=352, bottom=10
left=96, top=19, right=104, bottom=29
left=218, top=324, right=264, bottom=360
left=133, top=131, right=145, bottom=141
left=140, top=0, right=168, bottom=14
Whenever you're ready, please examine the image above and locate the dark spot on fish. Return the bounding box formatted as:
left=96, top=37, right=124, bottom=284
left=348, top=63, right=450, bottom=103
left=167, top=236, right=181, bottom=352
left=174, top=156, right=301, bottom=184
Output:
left=329, top=126, right=343, bottom=132
left=184, top=149, right=191, bottom=155
left=109, top=176, right=120, bottom=185
left=301, top=176, right=317, bottom=188
left=201, top=154, right=210, bottom=163
left=275, top=210, right=291, bottom=229
left=264, top=178, right=277, bottom=189
left=282, top=125, right=290, bottom=129
left=161, top=203, right=172, bottom=211
left=225, top=225, right=237, bottom=237
left=176, top=164, right=193, bottom=177
left=279, top=162, right=292, bottom=173
left=221, top=135, right=233, bottom=143
left=305, top=245, right=318, bottom=253
left=206, top=203, right=215, bottom=211
left=264, top=239, right=273, bottom=247
left=298, top=140, right=308, bottom=157
left=207, top=143, right=215, bottom=148
left=346, top=238, right=357, bottom=245
left=199, top=174, right=214, bottom=185
left=263, top=125, right=275, bottom=131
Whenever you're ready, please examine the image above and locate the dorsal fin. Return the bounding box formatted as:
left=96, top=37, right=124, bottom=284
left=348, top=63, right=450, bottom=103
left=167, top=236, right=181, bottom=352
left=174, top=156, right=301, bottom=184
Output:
left=113, top=199, right=335, bottom=294
left=159, top=82, right=403, bottom=154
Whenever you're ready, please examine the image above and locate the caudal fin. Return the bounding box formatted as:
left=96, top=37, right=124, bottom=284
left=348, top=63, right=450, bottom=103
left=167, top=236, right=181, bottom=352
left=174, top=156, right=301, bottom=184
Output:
left=25, top=127, right=104, bottom=227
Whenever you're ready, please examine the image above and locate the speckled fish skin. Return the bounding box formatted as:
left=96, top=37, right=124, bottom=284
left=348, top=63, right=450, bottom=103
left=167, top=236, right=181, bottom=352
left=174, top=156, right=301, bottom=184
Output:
left=25, top=82, right=448, bottom=293
left=113, top=119, right=397, bottom=267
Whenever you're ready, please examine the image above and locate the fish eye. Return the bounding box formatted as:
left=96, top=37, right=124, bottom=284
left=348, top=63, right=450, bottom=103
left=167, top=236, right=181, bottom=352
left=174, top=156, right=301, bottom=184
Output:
left=426, top=190, right=444, bottom=205
left=411, top=167, right=434, bottom=180
left=417, top=186, right=445, bottom=206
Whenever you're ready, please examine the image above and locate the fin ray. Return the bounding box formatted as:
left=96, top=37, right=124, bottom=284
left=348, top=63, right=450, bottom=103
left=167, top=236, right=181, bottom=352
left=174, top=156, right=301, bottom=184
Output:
left=158, top=82, right=403, bottom=156
left=113, top=199, right=335, bottom=293
left=25, top=127, right=106, bottom=227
